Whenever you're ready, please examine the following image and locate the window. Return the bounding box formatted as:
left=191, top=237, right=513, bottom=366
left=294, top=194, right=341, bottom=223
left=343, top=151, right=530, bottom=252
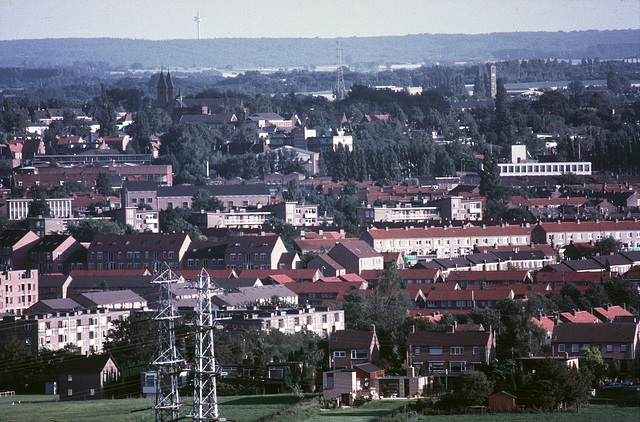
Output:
left=449, top=361, right=466, bottom=373
left=351, top=349, right=367, bottom=359
left=327, top=373, right=334, bottom=388
left=67, top=389, right=72, bottom=396
left=429, top=347, right=442, bottom=355
left=333, top=351, right=346, bottom=358
left=414, top=347, right=421, bottom=356
left=606, top=344, right=613, bottom=352
left=571, top=344, right=579, bottom=353
left=450, top=346, right=464, bottom=355
left=558, top=344, right=565, bottom=353
left=90, top=389, right=95, bottom=396
left=473, top=346, right=479, bottom=355
left=620, top=344, right=627, bottom=352
left=428, top=362, right=445, bottom=372
left=68, top=375, right=73, bottom=382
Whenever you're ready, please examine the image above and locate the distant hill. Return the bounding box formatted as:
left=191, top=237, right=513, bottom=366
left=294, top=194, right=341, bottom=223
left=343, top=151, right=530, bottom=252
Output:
left=0, top=30, right=637, bottom=69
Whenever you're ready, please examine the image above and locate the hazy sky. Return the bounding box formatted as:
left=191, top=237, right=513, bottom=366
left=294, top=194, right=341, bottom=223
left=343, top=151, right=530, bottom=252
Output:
left=0, top=0, right=638, bottom=40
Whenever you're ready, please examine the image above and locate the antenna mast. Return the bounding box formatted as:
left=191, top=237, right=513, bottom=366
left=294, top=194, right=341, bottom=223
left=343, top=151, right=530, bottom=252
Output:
left=152, top=265, right=184, bottom=422
left=194, top=10, right=203, bottom=40
left=334, top=39, right=347, bottom=101
left=191, top=269, right=224, bottom=421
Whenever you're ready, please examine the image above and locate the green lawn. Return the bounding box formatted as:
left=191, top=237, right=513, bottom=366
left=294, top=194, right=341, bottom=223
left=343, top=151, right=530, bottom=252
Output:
left=0, top=395, right=637, bottom=422
left=0, top=394, right=305, bottom=422
left=415, top=405, right=639, bottom=422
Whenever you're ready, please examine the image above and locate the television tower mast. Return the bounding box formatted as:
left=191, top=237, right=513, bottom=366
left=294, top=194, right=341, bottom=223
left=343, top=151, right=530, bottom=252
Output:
left=190, top=269, right=225, bottom=421
left=194, top=10, right=203, bottom=40
left=152, top=265, right=184, bottom=422
left=334, top=39, right=347, bottom=101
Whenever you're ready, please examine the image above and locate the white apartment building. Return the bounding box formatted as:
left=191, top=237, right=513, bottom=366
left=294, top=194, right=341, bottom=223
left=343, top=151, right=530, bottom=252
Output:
left=357, top=204, right=440, bottom=224
left=0, top=309, right=130, bottom=355
left=360, top=224, right=532, bottom=258
left=532, top=220, right=640, bottom=249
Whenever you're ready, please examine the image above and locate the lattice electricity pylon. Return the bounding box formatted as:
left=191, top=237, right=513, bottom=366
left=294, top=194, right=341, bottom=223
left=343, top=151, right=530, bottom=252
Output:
left=152, top=264, right=184, bottom=422
left=334, top=38, right=347, bottom=101
left=188, top=269, right=225, bottom=421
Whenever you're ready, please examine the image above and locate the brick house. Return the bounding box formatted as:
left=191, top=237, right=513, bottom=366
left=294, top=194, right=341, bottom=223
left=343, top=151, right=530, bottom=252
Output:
left=307, top=254, right=346, bottom=277
left=329, top=326, right=380, bottom=370
left=551, top=320, right=640, bottom=372
left=224, top=234, right=288, bottom=271
left=58, top=354, right=120, bottom=401
left=87, top=232, right=191, bottom=271
left=328, top=240, right=384, bottom=275
left=0, top=229, right=40, bottom=270
left=406, top=324, right=496, bottom=375
left=29, top=234, right=86, bottom=274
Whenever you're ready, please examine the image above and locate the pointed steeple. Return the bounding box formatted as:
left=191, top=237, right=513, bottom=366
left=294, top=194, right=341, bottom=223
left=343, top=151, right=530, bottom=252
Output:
left=166, top=70, right=175, bottom=102
left=157, top=71, right=168, bottom=106
left=157, top=70, right=167, bottom=88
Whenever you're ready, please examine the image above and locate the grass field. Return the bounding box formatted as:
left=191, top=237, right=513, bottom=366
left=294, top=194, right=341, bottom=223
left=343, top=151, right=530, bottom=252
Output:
left=0, top=394, right=637, bottom=422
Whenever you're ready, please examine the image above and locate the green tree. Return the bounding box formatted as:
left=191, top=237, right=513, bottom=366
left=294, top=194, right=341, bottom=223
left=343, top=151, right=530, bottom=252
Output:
left=191, top=189, right=224, bottom=212
left=263, top=218, right=299, bottom=252
left=159, top=207, right=201, bottom=238
left=28, top=198, right=51, bottom=217
left=452, top=371, right=494, bottom=407
left=580, top=347, right=608, bottom=388
left=95, top=172, right=114, bottom=196
left=479, top=153, right=506, bottom=201
left=0, top=336, right=31, bottom=392
left=67, top=219, right=132, bottom=242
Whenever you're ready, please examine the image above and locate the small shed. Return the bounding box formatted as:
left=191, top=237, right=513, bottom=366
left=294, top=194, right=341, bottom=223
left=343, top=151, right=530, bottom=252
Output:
left=488, top=391, right=516, bottom=410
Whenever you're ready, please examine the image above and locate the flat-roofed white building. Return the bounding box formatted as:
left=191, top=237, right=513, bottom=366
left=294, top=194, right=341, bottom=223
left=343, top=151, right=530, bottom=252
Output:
left=357, top=204, right=440, bottom=224
left=7, top=198, right=72, bottom=220
left=498, top=145, right=591, bottom=177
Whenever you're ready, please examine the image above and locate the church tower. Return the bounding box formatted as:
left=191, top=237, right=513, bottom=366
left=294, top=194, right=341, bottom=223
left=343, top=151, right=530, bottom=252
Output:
left=157, top=71, right=168, bottom=106
left=165, top=71, right=175, bottom=104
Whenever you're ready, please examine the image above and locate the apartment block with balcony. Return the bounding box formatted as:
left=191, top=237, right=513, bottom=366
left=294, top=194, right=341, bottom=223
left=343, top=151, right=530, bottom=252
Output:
left=0, top=269, right=39, bottom=315
left=0, top=309, right=130, bottom=355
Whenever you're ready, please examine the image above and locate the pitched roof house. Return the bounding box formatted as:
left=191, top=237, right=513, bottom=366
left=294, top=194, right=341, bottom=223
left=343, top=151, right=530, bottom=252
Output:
left=406, top=324, right=496, bottom=375
left=329, top=326, right=380, bottom=369
left=551, top=320, right=640, bottom=372
left=58, top=354, right=120, bottom=401
left=328, top=240, right=384, bottom=275
left=0, top=229, right=40, bottom=270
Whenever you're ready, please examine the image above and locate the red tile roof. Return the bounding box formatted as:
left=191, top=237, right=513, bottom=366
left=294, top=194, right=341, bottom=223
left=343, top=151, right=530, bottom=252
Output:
left=531, top=316, right=556, bottom=331
left=339, top=274, right=367, bottom=283
left=536, top=271, right=613, bottom=284
left=560, top=310, right=601, bottom=324
left=70, top=269, right=151, bottom=277
left=239, top=269, right=321, bottom=281
left=267, top=274, right=295, bottom=284
left=537, top=220, right=640, bottom=233
left=174, top=269, right=236, bottom=280
left=445, top=270, right=530, bottom=283
left=592, top=305, right=633, bottom=322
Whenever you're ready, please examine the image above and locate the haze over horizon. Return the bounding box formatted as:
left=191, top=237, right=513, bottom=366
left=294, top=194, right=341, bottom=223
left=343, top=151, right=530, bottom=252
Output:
left=0, top=0, right=638, bottom=41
